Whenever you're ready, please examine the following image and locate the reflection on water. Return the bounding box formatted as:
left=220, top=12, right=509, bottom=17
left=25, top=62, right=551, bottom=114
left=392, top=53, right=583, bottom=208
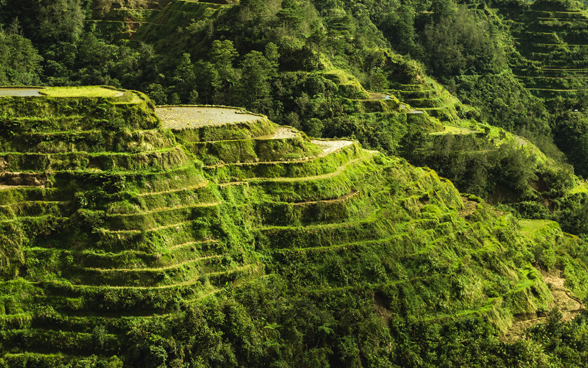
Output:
left=0, top=89, right=41, bottom=97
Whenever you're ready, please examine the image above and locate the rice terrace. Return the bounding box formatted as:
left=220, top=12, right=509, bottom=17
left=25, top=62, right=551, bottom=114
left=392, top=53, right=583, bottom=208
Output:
left=4, top=0, right=588, bottom=366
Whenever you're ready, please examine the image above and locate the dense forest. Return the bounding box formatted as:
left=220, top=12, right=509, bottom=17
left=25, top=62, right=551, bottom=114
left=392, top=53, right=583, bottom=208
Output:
left=5, top=0, right=588, bottom=366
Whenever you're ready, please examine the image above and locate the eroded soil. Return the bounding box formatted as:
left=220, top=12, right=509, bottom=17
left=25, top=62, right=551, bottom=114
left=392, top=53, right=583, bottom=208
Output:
left=502, top=269, right=584, bottom=342
left=311, top=140, right=354, bottom=155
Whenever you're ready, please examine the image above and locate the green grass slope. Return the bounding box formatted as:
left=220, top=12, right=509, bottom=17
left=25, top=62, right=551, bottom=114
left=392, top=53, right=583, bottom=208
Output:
left=1, top=90, right=587, bottom=366
left=502, top=0, right=588, bottom=99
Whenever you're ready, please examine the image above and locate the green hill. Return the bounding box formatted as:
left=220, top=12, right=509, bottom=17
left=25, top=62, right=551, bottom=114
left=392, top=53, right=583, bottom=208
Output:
left=4, top=0, right=588, bottom=365
left=503, top=0, right=588, bottom=99
left=1, top=88, right=588, bottom=366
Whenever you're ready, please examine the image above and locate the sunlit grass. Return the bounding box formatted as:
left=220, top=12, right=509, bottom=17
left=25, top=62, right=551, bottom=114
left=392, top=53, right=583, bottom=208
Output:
left=40, top=86, right=123, bottom=98
left=518, top=219, right=557, bottom=237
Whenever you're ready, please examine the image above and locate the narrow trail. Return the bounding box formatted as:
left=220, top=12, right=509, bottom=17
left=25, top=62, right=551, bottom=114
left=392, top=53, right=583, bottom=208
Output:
left=2, top=145, right=183, bottom=157
left=168, top=239, right=219, bottom=250
left=66, top=264, right=258, bottom=290
left=137, top=181, right=209, bottom=196
left=105, top=220, right=193, bottom=234
left=256, top=214, right=380, bottom=232
left=0, top=184, right=45, bottom=190
left=184, top=274, right=274, bottom=304
left=302, top=274, right=441, bottom=296
left=277, top=235, right=398, bottom=253
left=84, top=255, right=221, bottom=273
left=107, top=201, right=221, bottom=217
left=291, top=190, right=360, bottom=206
left=205, top=157, right=318, bottom=168
left=0, top=200, right=70, bottom=207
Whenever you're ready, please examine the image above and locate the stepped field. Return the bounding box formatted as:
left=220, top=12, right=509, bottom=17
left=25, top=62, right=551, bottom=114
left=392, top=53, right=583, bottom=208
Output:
left=0, top=87, right=587, bottom=365
left=502, top=0, right=588, bottom=99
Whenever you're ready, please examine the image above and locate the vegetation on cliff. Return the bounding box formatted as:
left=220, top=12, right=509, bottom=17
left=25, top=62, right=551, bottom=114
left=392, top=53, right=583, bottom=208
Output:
left=3, top=0, right=588, bottom=366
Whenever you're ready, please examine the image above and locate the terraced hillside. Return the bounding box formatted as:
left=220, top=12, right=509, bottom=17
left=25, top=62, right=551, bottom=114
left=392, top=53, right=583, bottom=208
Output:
left=389, top=77, right=466, bottom=122
left=0, top=91, right=264, bottom=364
left=504, top=0, right=588, bottom=98
left=1, top=89, right=587, bottom=365
left=87, top=0, right=233, bottom=44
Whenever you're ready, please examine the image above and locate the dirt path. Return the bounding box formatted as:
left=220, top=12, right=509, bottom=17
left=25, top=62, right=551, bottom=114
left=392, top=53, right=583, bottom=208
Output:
left=458, top=196, right=478, bottom=218
left=105, top=220, right=193, bottom=234
left=502, top=269, right=584, bottom=341
left=292, top=190, right=360, bottom=206
left=168, top=239, right=219, bottom=250
left=156, top=107, right=263, bottom=129
left=137, top=181, right=209, bottom=197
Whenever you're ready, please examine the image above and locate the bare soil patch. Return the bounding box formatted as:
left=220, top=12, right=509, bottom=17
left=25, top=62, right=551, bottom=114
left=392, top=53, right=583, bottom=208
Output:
left=502, top=268, right=584, bottom=342
left=266, top=127, right=297, bottom=139
left=311, top=140, right=354, bottom=155
left=156, top=107, right=263, bottom=129
left=458, top=196, right=478, bottom=218
left=368, top=93, right=387, bottom=100
left=0, top=173, right=47, bottom=187
left=514, top=135, right=528, bottom=146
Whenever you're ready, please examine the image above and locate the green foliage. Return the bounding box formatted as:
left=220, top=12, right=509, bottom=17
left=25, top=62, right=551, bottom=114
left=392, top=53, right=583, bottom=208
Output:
left=239, top=50, right=275, bottom=113
left=423, top=5, right=505, bottom=77
left=37, top=0, right=84, bottom=43
left=450, top=73, right=550, bottom=137
left=5, top=0, right=588, bottom=365
left=402, top=133, right=538, bottom=199
left=0, top=31, right=43, bottom=85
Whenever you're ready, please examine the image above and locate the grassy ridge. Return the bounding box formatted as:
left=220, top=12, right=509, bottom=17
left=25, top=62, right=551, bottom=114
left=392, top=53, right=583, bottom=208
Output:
left=1, top=91, right=588, bottom=365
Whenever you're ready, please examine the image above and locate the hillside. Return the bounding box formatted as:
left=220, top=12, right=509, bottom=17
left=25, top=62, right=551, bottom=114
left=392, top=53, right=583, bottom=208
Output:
left=0, top=88, right=588, bottom=366
left=4, top=0, right=588, bottom=366
left=504, top=0, right=588, bottom=99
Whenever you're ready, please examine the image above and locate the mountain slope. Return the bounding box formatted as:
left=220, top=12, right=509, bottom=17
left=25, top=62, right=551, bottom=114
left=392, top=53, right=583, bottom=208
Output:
left=0, top=89, right=587, bottom=366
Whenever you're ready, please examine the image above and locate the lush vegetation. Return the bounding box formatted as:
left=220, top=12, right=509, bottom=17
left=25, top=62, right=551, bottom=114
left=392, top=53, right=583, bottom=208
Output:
left=4, top=0, right=588, bottom=366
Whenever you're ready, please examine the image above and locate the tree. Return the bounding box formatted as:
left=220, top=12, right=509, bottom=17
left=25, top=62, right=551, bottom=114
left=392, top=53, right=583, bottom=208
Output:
left=145, top=83, right=167, bottom=105
left=278, top=0, right=304, bottom=29
left=37, top=0, right=85, bottom=43
left=422, top=5, right=504, bottom=77
left=381, top=4, right=421, bottom=57
left=189, top=90, right=199, bottom=104
left=240, top=50, right=276, bottom=112
left=265, top=42, right=280, bottom=70
left=0, top=31, right=43, bottom=85
left=431, top=0, right=455, bottom=22
left=195, top=60, right=220, bottom=104
left=172, top=53, right=197, bottom=102
left=169, top=93, right=181, bottom=105
left=209, top=39, right=239, bottom=104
